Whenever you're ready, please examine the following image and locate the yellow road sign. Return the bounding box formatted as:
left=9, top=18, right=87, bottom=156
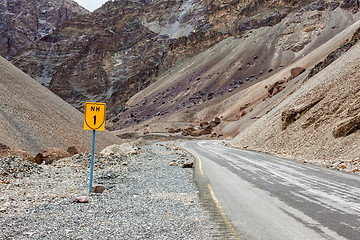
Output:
left=84, top=102, right=106, bottom=131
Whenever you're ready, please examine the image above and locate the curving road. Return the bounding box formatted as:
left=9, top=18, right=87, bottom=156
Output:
left=179, top=140, right=360, bottom=240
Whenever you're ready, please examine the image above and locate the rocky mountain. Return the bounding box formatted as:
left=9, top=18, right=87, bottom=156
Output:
left=109, top=0, right=359, bottom=134
left=10, top=0, right=360, bottom=141
left=11, top=0, right=343, bottom=115
left=0, top=0, right=88, bottom=60
left=0, top=56, right=121, bottom=155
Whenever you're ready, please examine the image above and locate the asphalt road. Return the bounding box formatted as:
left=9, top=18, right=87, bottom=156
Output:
left=179, top=141, right=360, bottom=240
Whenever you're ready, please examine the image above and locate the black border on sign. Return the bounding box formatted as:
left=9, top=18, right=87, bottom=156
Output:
left=84, top=102, right=106, bottom=130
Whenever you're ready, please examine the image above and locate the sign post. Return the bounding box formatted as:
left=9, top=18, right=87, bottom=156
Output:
left=84, top=102, right=106, bottom=193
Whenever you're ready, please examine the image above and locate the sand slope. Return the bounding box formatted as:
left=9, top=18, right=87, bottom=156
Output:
left=0, top=56, right=121, bottom=154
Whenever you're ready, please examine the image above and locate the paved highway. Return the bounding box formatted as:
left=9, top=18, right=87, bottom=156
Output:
left=179, top=141, right=360, bottom=240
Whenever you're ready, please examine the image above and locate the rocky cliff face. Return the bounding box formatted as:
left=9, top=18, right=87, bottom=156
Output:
left=11, top=0, right=300, bottom=115
left=0, top=0, right=88, bottom=60
left=11, top=0, right=360, bottom=127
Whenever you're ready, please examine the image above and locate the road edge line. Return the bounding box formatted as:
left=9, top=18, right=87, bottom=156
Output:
left=177, top=143, right=240, bottom=239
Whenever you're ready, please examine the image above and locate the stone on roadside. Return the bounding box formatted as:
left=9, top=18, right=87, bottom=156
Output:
left=182, top=162, right=193, bottom=168
left=91, top=185, right=105, bottom=194
left=170, top=162, right=179, bottom=166
left=74, top=196, right=89, bottom=203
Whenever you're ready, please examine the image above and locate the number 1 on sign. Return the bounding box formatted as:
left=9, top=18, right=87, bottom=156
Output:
left=93, top=115, right=96, bottom=125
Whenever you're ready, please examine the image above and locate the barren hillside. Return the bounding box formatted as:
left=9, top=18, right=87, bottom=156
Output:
left=0, top=56, right=121, bottom=154
left=231, top=34, right=360, bottom=171
left=111, top=1, right=360, bottom=138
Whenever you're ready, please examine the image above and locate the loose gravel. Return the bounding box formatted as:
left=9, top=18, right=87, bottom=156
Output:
left=0, top=141, right=231, bottom=239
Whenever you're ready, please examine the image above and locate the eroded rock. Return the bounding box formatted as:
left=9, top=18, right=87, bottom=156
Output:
left=282, top=97, right=323, bottom=130
left=333, top=115, right=360, bottom=138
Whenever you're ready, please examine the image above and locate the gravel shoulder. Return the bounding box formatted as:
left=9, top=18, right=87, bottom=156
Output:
left=0, top=141, right=233, bottom=239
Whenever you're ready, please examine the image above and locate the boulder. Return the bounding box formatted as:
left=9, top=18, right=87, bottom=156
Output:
left=181, top=127, right=195, bottom=136
left=190, top=129, right=211, bottom=137
left=290, top=67, right=306, bottom=80
left=268, top=80, right=286, bottom=97
left=333, top=115, right=360, bottom=138
left=41, top=148, right=71, bottom=164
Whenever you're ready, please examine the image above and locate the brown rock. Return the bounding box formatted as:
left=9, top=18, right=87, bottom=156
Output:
left=168, top=128, right=181, bottom=133
left=214, top=117, right=221, bottom=125
left=33, top=153, right=44, bottom=164
left=290, top=67, right=306, bottom=80
left=42, top=148, right=71, bottom=164
left=281, top=97, right=323, bottom=130
left=91, top=185, right=106, bottom=194
left=182, top=127, right=196, bottom=136
left=333, top=115, right=360, bottom=138
left=33, top=148, right=71, bottom=164
left=170, top=162, right=179, bottom=166
left=190, top=129, right=211, bottom=137
left=0, top=143, right=9, bottom=151
left=200, top=122, right=209, bottom=127
left=67, top=146, right=78, bottom=156
left=182, top=162, right=193, bottom=168
left=268, top=80, right=286, bottom=97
